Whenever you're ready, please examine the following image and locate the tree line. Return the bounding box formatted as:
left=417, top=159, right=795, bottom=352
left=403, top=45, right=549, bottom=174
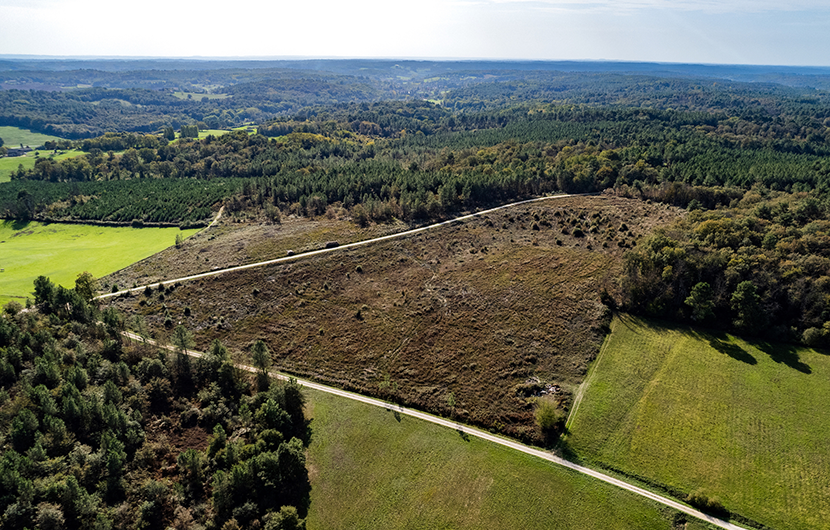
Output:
left=620, top=189, right=830, bottom=346
left=4, top=103, right=830, bottom=226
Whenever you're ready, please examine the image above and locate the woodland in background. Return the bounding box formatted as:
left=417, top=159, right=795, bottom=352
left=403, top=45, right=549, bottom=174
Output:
left=3, top=100, right=830, bottom=225
left=3, top=64, right=830, bottom=345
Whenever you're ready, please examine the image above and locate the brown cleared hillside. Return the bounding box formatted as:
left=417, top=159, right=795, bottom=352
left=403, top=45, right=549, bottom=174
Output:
left=102, top=208, right=411, bottom=292
left=106, top=195, right=682, bottom=441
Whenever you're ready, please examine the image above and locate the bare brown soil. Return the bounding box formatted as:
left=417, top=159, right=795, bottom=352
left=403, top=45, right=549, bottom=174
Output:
left=106, top=195, right=683, bottom=442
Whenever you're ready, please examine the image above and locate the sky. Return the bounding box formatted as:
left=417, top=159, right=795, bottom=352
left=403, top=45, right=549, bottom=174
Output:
left=0, top=0, right=828, bottom=66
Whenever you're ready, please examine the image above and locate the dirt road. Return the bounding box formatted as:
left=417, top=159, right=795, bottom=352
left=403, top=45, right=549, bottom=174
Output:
left=122, top=330, right=748, bottom=530
left=98, top=193, right=593, bottom=300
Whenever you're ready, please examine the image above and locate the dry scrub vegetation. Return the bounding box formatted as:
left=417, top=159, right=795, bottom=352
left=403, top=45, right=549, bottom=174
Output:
left=106, top=195, right=682, bottom=442
left=103, top=208, right=411, bottom=291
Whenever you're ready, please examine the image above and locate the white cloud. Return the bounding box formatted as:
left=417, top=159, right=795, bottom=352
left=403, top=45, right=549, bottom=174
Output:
left=469, top=0, right=830, bottom=14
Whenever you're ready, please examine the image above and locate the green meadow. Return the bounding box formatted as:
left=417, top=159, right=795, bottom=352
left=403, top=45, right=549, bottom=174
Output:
left=0, top=221, right=198, bottom=306
left=172, top=130, right=230, bottom=143
left=0, top=149, right=86, bottom=183
left=564, top=315, right=830, bottom=530
left=198, top=129, right=231, bottom=138
left=304, top=389, right=711, bottom=530
left=0, top=126, right=66, bottom=148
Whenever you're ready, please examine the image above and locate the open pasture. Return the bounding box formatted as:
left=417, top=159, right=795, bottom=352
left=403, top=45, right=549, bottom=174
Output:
left=305, top=388, right=707, bottom=530
left=0, top=149, right=85, bottom=183
left=565, top=315, right=830, bottom=530
left=0, top=221, right=198, bottom=306
left=0, top=125, right=66, bottom=148
left=198, top=129, right=231, bottom=138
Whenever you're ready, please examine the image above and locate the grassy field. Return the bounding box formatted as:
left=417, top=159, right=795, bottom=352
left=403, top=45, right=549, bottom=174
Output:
left=172, top=130, right=230, bottom=142
left=564, top=315, right=830, bottom=530
left=0, top=149, right=85, bottom=183
left=0, top=126, right=66, bottom=148
left=198, top=129, right=231, bottom=138
left=0, top=221, right=199, bottom=306
left=305, top=388, right=712, bottom=530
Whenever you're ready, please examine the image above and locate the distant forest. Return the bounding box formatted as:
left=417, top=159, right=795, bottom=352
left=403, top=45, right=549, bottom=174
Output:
left=1, top=59, right=829, bottom=137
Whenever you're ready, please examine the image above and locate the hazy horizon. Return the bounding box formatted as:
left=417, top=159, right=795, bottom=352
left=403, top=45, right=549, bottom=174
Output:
left=1, top=0, right=828, bottom=67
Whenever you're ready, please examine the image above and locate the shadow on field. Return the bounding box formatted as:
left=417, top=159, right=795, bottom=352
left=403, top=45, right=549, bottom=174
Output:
left=386, top=408, right=403, bottom=422
left=699, top=331, right=757, bottom=365
left=3, top=219, right=31, bottom=231
left=303, top=418, right=314, bottom=446
left=754, top=341, right=812, bottom=374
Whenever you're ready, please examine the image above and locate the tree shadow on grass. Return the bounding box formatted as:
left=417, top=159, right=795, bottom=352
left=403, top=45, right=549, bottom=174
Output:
left=698, top=331, right=758, bottom=365
left=2, top=219, right=30, bottom=231
left=302, top=418, right=314, bottom=446
left=753, top=340, right=812, bottom=374
left=386, top=407, right=403, bottom=422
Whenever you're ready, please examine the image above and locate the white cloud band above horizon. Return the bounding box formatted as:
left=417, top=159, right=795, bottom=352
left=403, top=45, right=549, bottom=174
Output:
left=0, top=0, right=827, bottom=66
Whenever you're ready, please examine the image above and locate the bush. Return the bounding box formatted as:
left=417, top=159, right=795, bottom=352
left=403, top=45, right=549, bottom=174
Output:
left=534, top=399, right=565, bottom=436
left=264, top=506, right=305, bottom=530
left=802, top=327, right=824, bottom=347
left=686, top=489, right=729, bottom=518
left=3, top=300, right=23, bottom=316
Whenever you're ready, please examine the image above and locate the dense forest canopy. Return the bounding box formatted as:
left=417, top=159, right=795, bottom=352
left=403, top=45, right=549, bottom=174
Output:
left=0, top=276, right=310, bottom=530
left=3, top=100, right=830, bottom=225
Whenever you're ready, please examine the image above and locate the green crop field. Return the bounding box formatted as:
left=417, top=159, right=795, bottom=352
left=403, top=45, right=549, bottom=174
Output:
left=304, top=389, right=711, bottom=530
left=0, top=221, right=199, bottom=306
left=0, top=149, right=85, bottom=183
left=0, top=126, right=66, bottom=148
left=564, top=315, right=830, bottom=530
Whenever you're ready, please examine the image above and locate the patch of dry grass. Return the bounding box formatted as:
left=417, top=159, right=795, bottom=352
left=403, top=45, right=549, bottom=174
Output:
left=106, top=196, right=682, bottom=440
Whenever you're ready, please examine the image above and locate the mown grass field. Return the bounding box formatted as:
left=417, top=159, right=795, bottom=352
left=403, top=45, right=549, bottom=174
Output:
left=0, top=149, right=86, bottom=183
left=564, top=315, right=830, bottom=530
left=198, top=129, right=231, bottom=138
left=0, top=221, right=199, bottom=306
left=305, top=388, right=712, bottom=530
left=0, top=125, right=66, bottom=148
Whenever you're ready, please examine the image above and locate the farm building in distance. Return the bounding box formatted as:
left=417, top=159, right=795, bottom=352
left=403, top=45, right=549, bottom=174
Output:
left=6, top=146, right=33, bottom=157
